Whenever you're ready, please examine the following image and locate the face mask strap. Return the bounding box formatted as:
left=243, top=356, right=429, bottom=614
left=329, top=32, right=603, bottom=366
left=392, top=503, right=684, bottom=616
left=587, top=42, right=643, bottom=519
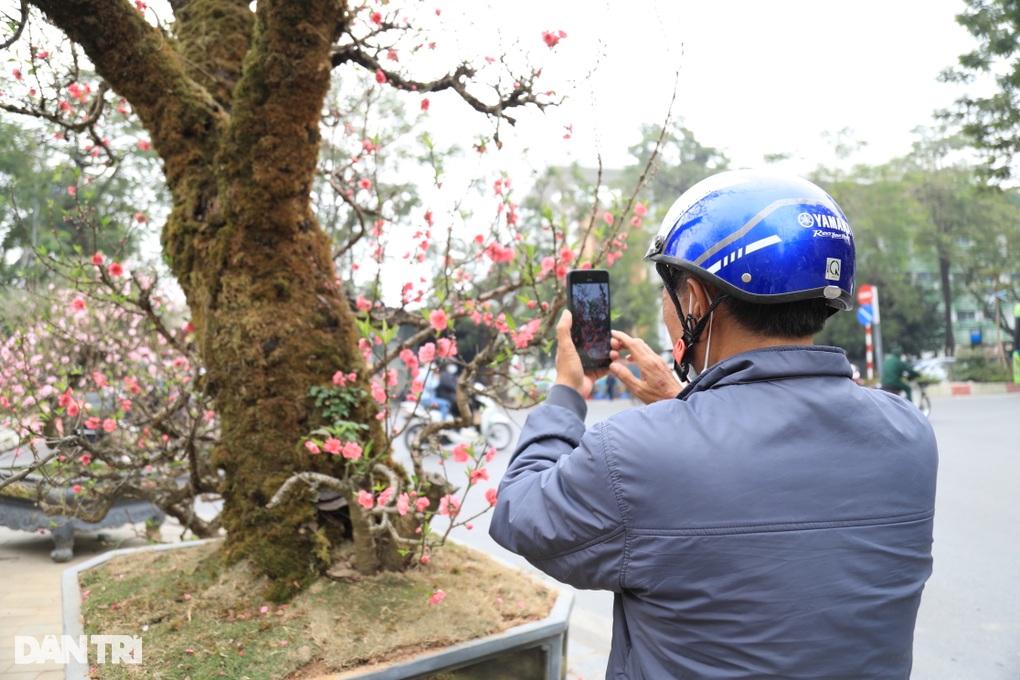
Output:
left=656, top=264, right=728, bottom=381
left=702, top=309, right=714, bottom=373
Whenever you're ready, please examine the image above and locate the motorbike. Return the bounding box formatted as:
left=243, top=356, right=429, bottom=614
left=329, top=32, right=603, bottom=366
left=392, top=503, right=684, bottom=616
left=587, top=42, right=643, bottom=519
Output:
left=399, top=390, right=515, bottom=452
left=911, top=379, right=933, bottom=418
left=878, top=379, right=932, bottom=418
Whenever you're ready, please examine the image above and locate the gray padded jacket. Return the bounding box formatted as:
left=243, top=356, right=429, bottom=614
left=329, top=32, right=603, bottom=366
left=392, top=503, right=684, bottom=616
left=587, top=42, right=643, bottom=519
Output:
left=489, top=346, right=937, bottom=679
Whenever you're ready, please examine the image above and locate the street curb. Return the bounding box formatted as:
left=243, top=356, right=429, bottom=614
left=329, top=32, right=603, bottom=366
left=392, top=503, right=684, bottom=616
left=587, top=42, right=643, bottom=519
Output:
left=926, top=382, right=1020, bottom=397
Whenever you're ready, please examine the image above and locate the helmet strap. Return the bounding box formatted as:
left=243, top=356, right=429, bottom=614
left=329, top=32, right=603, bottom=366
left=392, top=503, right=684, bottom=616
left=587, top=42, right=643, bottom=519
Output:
left=657, top=265, right=728, bottom=382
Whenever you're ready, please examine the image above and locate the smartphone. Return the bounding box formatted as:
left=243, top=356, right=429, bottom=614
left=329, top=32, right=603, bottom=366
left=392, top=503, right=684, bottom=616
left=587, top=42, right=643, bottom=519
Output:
left=566, top=269, right=612, bottom=370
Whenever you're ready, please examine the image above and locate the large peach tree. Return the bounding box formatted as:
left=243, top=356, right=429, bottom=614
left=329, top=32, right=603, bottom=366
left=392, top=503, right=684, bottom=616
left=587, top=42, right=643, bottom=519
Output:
left=0, top=0, right=652, bottom=599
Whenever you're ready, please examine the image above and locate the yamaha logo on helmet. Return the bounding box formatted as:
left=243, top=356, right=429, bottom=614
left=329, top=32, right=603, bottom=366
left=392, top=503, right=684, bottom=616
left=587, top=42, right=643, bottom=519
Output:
left=797, top=211, right=852, bottom=236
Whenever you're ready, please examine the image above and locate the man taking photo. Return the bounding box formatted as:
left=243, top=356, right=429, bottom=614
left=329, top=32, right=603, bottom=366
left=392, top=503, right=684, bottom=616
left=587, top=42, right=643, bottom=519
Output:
left=489, top=170, right=938, bottom=679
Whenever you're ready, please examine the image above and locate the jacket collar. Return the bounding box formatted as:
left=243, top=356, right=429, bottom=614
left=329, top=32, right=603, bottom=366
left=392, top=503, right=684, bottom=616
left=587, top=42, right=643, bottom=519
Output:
left=678, top=345, right=853, bottom=400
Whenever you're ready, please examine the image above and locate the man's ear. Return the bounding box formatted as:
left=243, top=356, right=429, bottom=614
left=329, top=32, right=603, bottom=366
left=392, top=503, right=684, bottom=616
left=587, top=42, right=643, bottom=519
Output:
left=686, top=278, right=717, bottom=318
left=672, top=337, right=687, bottom=365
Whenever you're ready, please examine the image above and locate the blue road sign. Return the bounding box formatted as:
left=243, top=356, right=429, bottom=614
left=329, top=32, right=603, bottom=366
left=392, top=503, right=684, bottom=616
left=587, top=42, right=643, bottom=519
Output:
left=857, top=304, right=874, bottom=326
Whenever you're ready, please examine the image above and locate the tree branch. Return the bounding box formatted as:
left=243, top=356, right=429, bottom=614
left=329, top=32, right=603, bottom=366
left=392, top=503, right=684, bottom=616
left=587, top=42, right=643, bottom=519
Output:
left=0, top=0, right=29, bottom=50
left=27, top=0, right=228, bottom=186
left=332, top=45, right=552, bottom=125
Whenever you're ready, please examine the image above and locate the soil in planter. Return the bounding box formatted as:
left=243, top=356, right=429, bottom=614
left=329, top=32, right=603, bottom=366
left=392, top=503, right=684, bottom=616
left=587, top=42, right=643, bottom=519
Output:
left=79, top=540, right=556, bottom=679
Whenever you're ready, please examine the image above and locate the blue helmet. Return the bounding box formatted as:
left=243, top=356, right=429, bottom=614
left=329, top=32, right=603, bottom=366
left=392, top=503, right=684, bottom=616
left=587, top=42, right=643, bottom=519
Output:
left=645, top=170, right=855, bottom=311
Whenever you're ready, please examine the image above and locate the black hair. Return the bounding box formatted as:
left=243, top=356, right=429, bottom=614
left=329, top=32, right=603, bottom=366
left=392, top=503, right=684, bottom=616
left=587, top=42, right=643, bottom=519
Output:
left=664, top=269, right=830, bottom=339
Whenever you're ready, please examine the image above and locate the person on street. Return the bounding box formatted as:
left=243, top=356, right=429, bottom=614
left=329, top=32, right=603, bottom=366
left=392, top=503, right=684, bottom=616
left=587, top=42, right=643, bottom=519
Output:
left=882, top=349, right=920, bottom=403
left=435, top=363, right=458, bottom=420
left=604, top=373, right=617, bottom=400
left=489, top=171, right=939, bottom=679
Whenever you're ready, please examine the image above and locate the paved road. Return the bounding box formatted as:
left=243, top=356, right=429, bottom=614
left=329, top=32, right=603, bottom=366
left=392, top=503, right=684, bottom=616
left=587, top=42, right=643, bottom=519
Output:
left=437, top=391, right=1020, bottom=680
left=910, top=392, right=1020, bottom=680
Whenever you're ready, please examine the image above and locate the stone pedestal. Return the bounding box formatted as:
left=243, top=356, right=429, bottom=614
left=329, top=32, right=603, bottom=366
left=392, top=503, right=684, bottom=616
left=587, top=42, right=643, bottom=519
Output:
left=0, top=492, right=165, bottom=562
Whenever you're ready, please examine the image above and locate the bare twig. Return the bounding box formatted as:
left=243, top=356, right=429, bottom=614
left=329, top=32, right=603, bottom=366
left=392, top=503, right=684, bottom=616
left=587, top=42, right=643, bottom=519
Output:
left=0, top=0, right=29, bottom=50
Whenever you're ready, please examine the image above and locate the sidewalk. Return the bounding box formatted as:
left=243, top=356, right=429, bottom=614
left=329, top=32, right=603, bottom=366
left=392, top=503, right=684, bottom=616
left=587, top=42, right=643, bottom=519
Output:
left=0, top=521, right=167, bottom=679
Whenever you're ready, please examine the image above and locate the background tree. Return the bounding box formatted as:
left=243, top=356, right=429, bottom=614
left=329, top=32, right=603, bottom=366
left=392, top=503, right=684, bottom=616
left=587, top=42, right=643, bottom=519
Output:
left=0, top=116, right=160, bottom=287
left=940, top=0, right=1020, bottom=180
left=903, top=129, right=1020, bottom=355
left=813, top=123, right=1020, bottom=361
left=609, top=120, right=730, bottom=344
left=818, top=162, right=945, bottom=360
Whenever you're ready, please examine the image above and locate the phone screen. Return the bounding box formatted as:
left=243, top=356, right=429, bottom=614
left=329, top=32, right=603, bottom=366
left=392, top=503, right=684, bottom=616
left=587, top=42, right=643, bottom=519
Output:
left=567, top=271, right=612, bottom=369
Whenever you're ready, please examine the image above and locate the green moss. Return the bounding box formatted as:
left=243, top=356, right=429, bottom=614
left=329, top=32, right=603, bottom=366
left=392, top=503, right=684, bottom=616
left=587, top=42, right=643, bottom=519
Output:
left=37, top=0, right=406, bottom=599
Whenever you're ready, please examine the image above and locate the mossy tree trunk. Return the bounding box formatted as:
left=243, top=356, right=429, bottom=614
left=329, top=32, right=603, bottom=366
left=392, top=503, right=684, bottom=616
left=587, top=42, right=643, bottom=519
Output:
left=31, top=0, right=404, bottom=598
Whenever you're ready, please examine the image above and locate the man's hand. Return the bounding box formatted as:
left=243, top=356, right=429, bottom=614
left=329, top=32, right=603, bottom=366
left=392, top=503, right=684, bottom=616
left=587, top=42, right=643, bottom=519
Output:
left=554, top=310, right=605, bottom=397
left=609, top=330, right=682, bottom=404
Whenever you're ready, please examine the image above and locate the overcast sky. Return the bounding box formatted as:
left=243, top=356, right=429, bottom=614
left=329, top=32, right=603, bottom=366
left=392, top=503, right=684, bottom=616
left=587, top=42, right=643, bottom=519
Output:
left=445, top=0, right=984, bottom=176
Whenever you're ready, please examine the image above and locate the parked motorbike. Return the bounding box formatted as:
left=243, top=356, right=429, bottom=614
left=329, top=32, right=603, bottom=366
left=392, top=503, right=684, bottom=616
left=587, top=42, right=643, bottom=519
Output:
left=399, top=390, right=514, bottom=452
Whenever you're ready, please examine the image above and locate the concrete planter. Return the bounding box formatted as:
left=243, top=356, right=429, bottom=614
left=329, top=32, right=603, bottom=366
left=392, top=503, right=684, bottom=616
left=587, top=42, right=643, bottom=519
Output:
left=61, top=540, right=572, bottom=680
left=334, top=589, right=572, bottom=680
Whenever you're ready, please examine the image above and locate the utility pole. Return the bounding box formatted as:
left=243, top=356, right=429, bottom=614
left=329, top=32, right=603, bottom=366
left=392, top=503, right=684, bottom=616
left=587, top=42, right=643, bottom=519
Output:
left=1013, top=303, right=1020, bottom=386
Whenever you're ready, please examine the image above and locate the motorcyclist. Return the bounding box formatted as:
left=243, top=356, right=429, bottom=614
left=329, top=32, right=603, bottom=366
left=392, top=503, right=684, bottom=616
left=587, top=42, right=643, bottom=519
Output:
left=435, top=363, right=459, bottom=420
left=881, top=349, right=919, bottom=402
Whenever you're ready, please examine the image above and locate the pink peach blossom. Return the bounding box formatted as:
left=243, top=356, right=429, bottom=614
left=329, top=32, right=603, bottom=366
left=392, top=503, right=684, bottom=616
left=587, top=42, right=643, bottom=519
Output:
left=418, top=343, right=436, bottom=364
left=429, top=309, right=448, bottom=332
left=341, top=441, right=362, bottom=460
left=452, top=443, right=470, bottom=463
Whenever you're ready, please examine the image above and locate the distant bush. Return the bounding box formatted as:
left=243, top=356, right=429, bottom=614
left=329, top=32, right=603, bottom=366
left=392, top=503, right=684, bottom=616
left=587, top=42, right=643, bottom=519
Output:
left=951, top=349, right=1013, bottom=382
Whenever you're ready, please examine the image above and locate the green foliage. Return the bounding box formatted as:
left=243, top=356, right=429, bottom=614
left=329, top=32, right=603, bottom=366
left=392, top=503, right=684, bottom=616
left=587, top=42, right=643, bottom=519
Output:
left=0, top=115, right=164, bottom=288
left=609, top=121, right=731, bottom=341
left=618, top=120, right=730, bottom=204
left=307, top=385, right=370, bottom=444
left=813, top=131, right=1020, bottom=358
left=951, top=348, right=1013, bottom=382
left=940, top=0, right=1020, bottom=179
